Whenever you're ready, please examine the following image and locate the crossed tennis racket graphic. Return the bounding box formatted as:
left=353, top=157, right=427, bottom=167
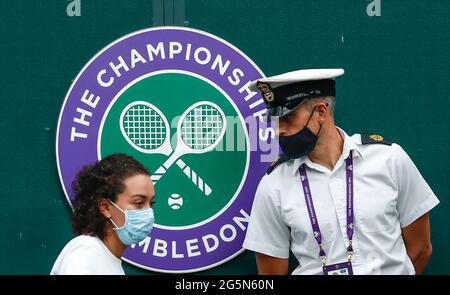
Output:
left=119, top=101, right=226, bottom=196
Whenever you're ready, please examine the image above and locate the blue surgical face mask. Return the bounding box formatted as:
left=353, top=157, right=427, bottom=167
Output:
left=278, top=108, right=322, bottom=159
left=108, top=200, right=155, bottom=245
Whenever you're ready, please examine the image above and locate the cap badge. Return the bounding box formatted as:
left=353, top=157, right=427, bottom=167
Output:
left=257, top=81, right=275, bottom=103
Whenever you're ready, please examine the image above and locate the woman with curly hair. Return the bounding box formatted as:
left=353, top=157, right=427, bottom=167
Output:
left=51, top=153, right=155, bottom=275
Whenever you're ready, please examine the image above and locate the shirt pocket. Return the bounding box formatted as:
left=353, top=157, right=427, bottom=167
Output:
left=284, top=204, right=334, bottom=252
left=354, top=187, right=398, bottom=233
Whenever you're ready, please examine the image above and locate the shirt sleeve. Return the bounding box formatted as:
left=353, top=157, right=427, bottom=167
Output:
left=391, top=144, right=440, bottom=228
left=243, top=175, right=291, bottom=259
left=57, top=246, right=103, bottom=275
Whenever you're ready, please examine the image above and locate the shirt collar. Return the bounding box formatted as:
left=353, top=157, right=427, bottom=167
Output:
left=292, top=127, right=363, bottom=174
left=339, top=127, right=363, bottom=160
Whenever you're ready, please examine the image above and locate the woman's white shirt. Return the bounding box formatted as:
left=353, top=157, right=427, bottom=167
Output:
left=51, top=235, right=125, bottom=275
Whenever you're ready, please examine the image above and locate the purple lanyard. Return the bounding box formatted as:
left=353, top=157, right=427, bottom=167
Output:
left=298, top=151, right=354, bottom=264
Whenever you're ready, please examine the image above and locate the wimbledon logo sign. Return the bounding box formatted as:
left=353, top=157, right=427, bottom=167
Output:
left=56, top=27, right=275, bottom=273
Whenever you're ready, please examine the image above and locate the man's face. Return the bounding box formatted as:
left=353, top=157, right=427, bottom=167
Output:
left=277, top=104, right=314, bottom=137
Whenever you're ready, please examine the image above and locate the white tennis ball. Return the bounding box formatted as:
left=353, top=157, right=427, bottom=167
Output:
left=168, top=193, right=183, bottom=210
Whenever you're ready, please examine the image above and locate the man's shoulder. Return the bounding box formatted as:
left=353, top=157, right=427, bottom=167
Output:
left=351, top=133, right=393, bottom=146
left=350, top=133, right=398, bottom=156
left=258, top=155, right=296, bottom=195
left=266, top=154, right=292, bottom=175
left=350, top=133, right=410, bottom=165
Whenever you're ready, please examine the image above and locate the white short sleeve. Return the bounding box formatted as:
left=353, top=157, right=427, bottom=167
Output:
left=55, top=246, right=102, bottom=275
left=50, top=235, right=124, bottom=275
left=243, top=175, right=290, bottom=258
left=391, top=144, right=440, bottom=228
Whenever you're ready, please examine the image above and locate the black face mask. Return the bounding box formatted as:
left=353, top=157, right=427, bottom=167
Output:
left=278, top=109, right=322, bottom=159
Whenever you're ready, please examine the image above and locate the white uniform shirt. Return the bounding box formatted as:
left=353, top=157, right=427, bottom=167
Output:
left=243, top=128, right=439, bottom=275
left=51, top=235, right=125, bottom=275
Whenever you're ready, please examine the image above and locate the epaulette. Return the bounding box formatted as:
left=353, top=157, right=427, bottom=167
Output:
left=360, top=133, right=392, bottom=146
left=267, top=154, right=291, bottom=175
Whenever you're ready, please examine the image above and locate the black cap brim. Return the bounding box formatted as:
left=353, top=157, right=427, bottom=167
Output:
left=265, top=99, right=305, bottom=122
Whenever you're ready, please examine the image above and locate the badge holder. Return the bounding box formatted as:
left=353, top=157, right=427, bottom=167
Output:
left=322, top=246, right=354, bottom=275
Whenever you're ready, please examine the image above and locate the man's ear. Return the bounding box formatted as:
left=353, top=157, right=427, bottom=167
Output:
left=98, top=198, right=112, bottom=219
left=316, top=102, right=329, bottom=123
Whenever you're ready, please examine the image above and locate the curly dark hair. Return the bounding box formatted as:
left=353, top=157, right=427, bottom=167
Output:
left=70, top=153, right=150, bottom=240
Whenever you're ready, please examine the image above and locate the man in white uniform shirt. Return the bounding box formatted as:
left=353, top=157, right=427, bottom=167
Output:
left=243, top=69, right=439, bottom=275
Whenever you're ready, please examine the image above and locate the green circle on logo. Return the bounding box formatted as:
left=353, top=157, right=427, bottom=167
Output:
left=100, top=71, right=248, bottom=227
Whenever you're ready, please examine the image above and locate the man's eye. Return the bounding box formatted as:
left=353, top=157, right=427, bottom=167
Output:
left=281, top=115, right=291, bottom=122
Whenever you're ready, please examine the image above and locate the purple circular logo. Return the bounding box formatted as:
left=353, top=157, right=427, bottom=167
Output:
left=56, top=27, right=269, bottom=272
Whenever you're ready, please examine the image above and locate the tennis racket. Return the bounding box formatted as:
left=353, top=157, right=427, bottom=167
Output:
left=119, top=101, right=215, bottom=196
left=150, top=101, right=227, bottom=196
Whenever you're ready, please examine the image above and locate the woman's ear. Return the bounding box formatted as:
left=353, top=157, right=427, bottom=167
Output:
left=98, top=198, right=112, bottom=219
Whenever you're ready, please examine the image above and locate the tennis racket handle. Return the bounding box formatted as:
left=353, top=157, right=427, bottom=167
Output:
left=150, top=166, right=167, bottom=184
left=151, top=152, right=180, bottom=184
left=176, top=159, right=212, bottom=196
left=150, top=160, right=212, bottom=197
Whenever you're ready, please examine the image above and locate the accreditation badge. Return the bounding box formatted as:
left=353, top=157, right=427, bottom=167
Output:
left=323, top=261, right=353, bottom=275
